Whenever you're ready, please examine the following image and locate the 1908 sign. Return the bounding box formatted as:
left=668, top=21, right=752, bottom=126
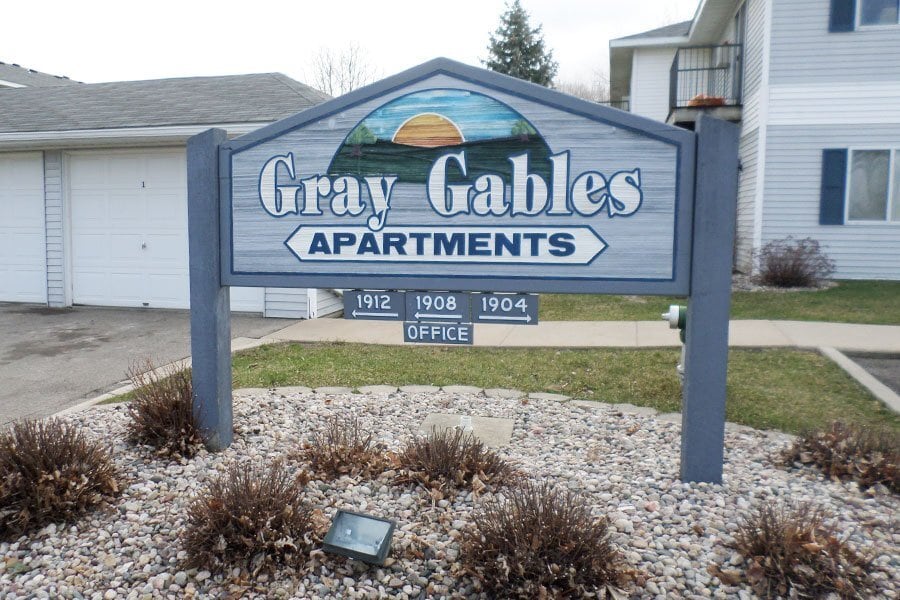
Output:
left=187, top=58, right=738, bottom=484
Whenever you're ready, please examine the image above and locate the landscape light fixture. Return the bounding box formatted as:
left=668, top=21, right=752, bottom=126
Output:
left=323, top=510, right=396, bottom=565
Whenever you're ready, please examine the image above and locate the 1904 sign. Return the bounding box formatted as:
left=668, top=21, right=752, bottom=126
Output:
left=187, top=58, right=738, bottom=484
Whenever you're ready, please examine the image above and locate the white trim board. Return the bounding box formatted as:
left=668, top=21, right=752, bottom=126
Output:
left=0, top=122, right=269, bottom=150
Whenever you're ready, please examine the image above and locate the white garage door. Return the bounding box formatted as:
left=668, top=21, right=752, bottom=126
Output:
left=69, top=149, right=263, bottom=311
left=0, top=152, right=47, bottom=303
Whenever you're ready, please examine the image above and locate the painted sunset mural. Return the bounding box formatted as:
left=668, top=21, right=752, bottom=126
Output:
left=328, top=89, right=553, bottom=183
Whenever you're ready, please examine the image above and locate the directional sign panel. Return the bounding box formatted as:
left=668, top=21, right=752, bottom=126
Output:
left=344, top=291, right=405, bottom=321
left=471, top=293, right=538, bottom=325
left=405, top=292, right=470, bottom=323
left=404, top=322, right=474, bottom=345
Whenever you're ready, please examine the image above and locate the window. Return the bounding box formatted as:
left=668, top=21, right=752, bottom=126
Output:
left=847, top=149, right=900, bottom=222
left=859, top=0, right=900, bottom=25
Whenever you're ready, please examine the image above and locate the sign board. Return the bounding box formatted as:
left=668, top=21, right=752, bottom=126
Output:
left=188, top=58, right=739, bottom=484
left=404, top=322, right=473, bottom=345
left=221, top=59, right=695, bottom=296
left=344, top=290, right=405, bottom=321
left=471, top=293, right=537, bottom=325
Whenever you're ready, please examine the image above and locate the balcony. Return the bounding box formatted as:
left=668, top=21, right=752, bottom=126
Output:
left=668, top=44, right=743, bottom=128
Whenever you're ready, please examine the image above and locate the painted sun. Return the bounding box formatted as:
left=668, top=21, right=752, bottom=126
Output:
left=392, top=113, right=464, bottom=148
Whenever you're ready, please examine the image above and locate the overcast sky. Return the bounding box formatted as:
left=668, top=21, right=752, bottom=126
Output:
left=3, top=0, right=697, bottom=88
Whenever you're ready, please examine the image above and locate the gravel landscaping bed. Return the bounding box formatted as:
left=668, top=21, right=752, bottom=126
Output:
left=2, top=388, right=897, bottom=599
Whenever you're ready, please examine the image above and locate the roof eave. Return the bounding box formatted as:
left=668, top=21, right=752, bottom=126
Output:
left=0, top=122, right=270, bottom=151
left=609, top=35, right=689, bottom=49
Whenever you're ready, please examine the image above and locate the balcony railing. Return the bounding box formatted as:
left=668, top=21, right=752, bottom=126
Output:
left=669, top=44, right=743, bottom=111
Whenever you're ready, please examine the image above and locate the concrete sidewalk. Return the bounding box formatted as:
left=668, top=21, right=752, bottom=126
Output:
left=264, top=318, right=900, bottom=353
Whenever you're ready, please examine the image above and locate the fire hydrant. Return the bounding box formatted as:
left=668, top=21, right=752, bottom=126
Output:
left=662, top=305, right=687, bottom=384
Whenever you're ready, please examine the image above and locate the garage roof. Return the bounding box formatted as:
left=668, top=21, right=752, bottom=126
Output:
left=0, top=73, right=329, bottom=133
left=0, top=61, right=78, bottom=88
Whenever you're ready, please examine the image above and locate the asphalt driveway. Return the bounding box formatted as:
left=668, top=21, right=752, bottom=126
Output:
left=0, top=304, right=295, bottom=425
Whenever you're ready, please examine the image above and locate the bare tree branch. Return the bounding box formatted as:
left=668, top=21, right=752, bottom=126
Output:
left=309, top=44, right=380, bottom=97
left=554, top=69, right=610, bottom=103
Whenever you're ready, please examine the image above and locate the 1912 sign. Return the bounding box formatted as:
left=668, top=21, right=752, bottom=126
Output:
left=221, top=59, right=694, bottom=295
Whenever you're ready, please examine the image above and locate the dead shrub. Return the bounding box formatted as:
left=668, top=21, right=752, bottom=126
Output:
left=296, top=416, right=391, bottom=480
left=126, top=360, right=202, bottom=457
left=754, top=236, right=835, bottom=288
left=0, top=419, right=120, bottom=538
left=182, top=460, right=313, bottom=573
left=732, top=500, right=873, bottom=599
left=395, top=426, right=515, bottom=495
left=462, top=480, right=636, bottom=598
left=782, top=421, right=899, bottom=493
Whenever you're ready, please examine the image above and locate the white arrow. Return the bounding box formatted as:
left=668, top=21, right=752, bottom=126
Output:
left=352, top=309, right=399, bottom=318
left=478, top=313, right=532, bottom=323
left=414, top=312, right=464, bottom=320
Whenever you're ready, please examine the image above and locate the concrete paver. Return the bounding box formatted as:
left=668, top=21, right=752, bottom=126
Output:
left=267, top=317, right=900, bottom=353
left=419, top=413, right=514, bottom=447
left=773, top=321, right=900, bottom=353
left=727, top=320, right=793, bottom=347
left=357, top=385, right=399, bottom=394
left=501, top=321, right=638, bottom=347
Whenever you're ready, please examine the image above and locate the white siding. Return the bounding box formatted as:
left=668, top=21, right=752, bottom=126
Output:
left=761, top=125, right=900, bottom=280
left=734, top=0, right=769, bottom=270
left=629, top=47, right=677, bottom=121
left=735, top=131, right=759, bottom=271
left=264, top=288, right=310, bottom=319
left=314, top=289, right=343, bottom=318
left=768, top=82, right=900, bottom=126
left=44, top=151, right=66, bottom=306
left=739, top=0, right=767, bottom=133
left=770, top=0, right=900, bottom=85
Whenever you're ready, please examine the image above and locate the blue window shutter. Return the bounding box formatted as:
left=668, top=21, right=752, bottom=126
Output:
left=830, top=0, right=856, bottom=31
left=820, top=149, right=847, bottom=225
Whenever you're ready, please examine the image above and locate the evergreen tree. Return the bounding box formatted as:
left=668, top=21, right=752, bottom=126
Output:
left=483, top=0, right=559, bottom=87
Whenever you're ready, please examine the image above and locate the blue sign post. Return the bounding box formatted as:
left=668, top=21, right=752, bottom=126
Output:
left=187, top=58, right=738, bottom=483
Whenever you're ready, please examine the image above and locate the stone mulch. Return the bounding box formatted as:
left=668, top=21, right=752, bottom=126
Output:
left=1, top=387, right=896, bottom=599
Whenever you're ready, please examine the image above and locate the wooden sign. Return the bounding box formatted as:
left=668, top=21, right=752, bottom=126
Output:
left=188, top=58, right=739, bottom=485
left=221, top=59, right=695, bottom=295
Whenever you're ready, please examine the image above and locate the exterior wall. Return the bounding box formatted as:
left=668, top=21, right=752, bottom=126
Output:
left=43, top=151, right=66, bottom=306
left=757, top=0, right=900, bottom=279
left=733, top=0, right=769, bottom=271
left=769, top=0, right=900, bottom=85
left=315, top=289, right=343, bottom=318
left=739, top=0, right=767, bottom=133
left=767, top=0, right=900, bottom=128
left=264, top=288, right=310, bottom=319
left=629, top=47, right=677, bottom=121
left=734, top=131, right=759, bottom=271
left=761, top=124, right=900, bottom=279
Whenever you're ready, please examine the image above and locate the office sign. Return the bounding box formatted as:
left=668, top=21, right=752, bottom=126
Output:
left=222, top=59, right=695, bottom=295
left=404, top=322, right=473, bottom=345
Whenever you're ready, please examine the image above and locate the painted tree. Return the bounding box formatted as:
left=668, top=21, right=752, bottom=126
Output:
left=483, top=0, right=559, bottom=87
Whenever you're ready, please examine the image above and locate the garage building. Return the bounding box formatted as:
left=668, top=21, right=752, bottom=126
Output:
left=0, top=62, right=341, bottom=318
